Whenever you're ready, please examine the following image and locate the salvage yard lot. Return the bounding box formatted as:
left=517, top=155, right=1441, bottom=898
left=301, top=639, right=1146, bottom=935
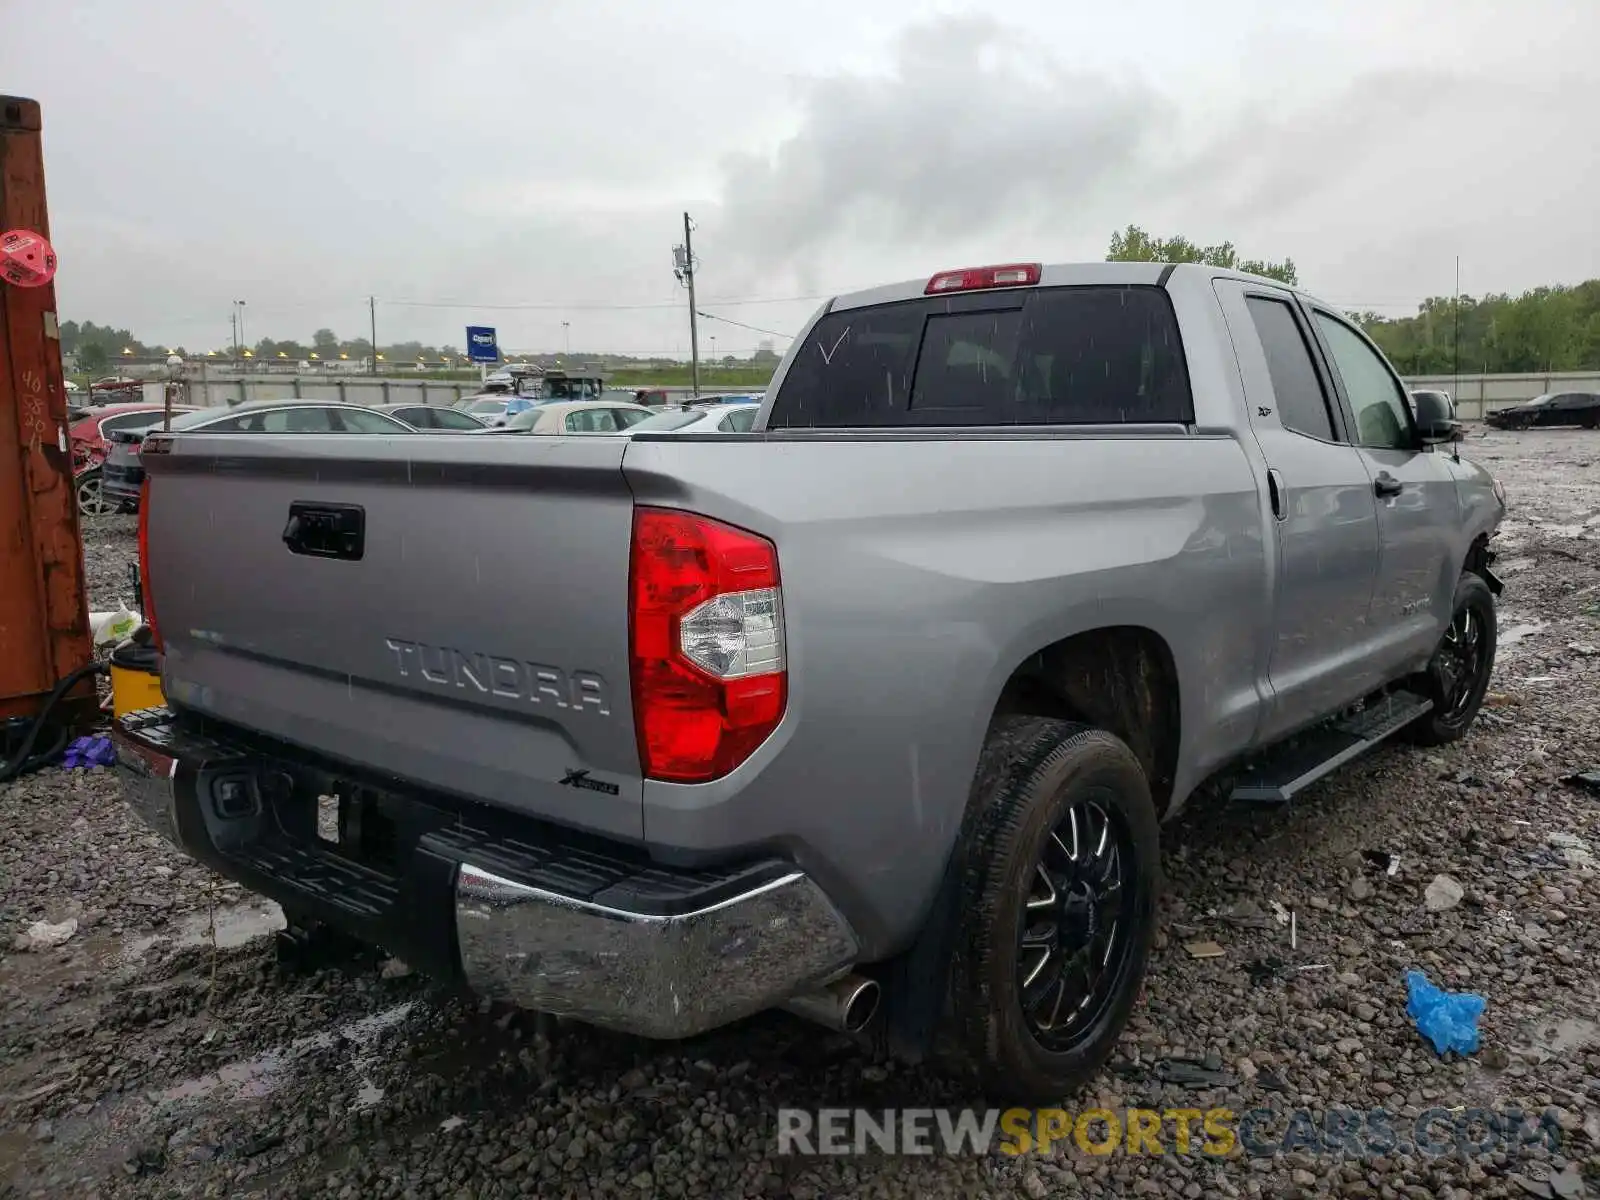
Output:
left=3, top=429, right=1599, bottom=1199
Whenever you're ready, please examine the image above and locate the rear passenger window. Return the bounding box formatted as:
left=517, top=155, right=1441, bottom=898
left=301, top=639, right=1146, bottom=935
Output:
left=197, top=414, right=253, bottom=433
left=565, top=408, right=618, bottom=433
left=99, top=412, right=158, bottom=434
left=1245, top=297, right=1336, bottom=441
left=337, top=408, right=407, bottom=433
left=262, top=408, right=335, bottom=433
left=768, top=285, right=1191, bottom=428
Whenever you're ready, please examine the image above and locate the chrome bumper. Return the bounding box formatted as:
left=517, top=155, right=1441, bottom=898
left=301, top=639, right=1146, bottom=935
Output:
left=111, top=710, right=860, bottom=1040
left=455, top=863, right=860, bottom=1039
left=112, top=712, right=185, bottom=849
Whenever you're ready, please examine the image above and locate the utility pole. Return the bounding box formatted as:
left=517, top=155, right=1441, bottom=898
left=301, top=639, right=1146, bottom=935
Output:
left=368, top=295, right=378, bottom=375
left=1452, top=256, right=1461, bottom=402
left=674, top=212, right=701, bottom=398
left=230, top=309, right=238, bottom=360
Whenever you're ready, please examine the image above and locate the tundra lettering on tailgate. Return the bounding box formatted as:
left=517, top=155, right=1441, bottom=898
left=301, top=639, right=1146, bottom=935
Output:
left=384, top=638, right=610, bottom=715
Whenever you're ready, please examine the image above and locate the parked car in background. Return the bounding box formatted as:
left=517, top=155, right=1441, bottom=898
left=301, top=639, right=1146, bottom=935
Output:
left=1486, top=392, right=1600, bottom=430
left=71, top=402, right=199, bottom=466
left=368, top=402, right=489, bottom=430
left=71, top=402, right=200, bottom=516
left=685, top=392, right=763, bottom=408
left=627, top=402, right=760, bottom=434
left=483, top=363, right=543, bottom=390
left=101, top=401, right=416, bottom=511
left=490, top=399, right=654, bottom=434
left=123, top=261, right=1505, bottom=1101
left=88, top=377, right=144, bottom=402
left=634, top=388, right=672, bottom=407
left=455, top=392, right=539, bottom=427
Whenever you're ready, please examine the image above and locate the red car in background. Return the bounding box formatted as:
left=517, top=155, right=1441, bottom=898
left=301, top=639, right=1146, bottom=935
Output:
left=70, top=402, right=196, bottom=516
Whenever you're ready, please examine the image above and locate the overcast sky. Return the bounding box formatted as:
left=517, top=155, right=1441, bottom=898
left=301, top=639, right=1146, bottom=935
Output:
left=6, top=0, right=1597, bottom=358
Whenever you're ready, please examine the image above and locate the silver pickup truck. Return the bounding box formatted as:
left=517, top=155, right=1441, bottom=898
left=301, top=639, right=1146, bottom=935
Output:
left=114, top=262, right=1505, bottom=1101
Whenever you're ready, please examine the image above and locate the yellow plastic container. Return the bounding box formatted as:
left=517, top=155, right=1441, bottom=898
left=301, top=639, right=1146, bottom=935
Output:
left=109, top=644, right=165, bottom=719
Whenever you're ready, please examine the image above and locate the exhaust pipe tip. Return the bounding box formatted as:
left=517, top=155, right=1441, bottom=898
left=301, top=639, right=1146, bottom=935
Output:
left=781, top=974, right=881, bottom=1034
left=836, top=977, right=880, bottom=1033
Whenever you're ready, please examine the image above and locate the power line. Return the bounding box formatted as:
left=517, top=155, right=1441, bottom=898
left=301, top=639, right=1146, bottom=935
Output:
left=382, top=298, right=682, bottom=312
left=696, top=310, right=795, bottom=340
left=375, top=290, right=833, bottom=312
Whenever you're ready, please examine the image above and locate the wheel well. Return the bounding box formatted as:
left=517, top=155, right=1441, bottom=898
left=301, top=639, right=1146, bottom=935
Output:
left=992, top=627, right=1181, bottom=816
left=1464, top=533, right=1490, bottom=580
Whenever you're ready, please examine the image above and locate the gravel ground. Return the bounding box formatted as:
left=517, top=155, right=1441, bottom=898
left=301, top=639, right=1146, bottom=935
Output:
left=4, top=430, right=1599, bottom=1198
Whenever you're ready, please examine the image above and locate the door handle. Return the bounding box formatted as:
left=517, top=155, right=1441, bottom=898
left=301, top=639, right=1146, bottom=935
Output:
left=283, top=502, right=365, bottom=561
left=1373, top=472, right=1403, bottom=499
left=1266, top=468, right=1286, bottom=521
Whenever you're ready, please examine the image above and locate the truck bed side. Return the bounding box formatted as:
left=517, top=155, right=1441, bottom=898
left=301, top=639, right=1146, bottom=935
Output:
left=621, top=430, right=1268, bottom=953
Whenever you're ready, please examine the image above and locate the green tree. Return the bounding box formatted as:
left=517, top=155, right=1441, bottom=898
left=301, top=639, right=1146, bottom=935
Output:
left=1106, top=225, right=1298, bottom=285
left=1360, top=282, right=1600, bottom=375
left=312, top=328, right=340, bottom=356
left=78, top=342, right=109, bottom=374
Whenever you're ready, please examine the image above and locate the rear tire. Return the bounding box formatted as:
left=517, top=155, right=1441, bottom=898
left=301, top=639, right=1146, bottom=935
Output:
left=944, top=717, right=1160, bottom=1103
left=1405, top=573, right=1497, bottom=746
left=76, top=468, right=114, bottom=518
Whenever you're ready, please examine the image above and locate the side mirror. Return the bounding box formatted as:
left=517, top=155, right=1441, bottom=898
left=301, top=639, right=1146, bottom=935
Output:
left=1409, top=391, right=1460, bottom=446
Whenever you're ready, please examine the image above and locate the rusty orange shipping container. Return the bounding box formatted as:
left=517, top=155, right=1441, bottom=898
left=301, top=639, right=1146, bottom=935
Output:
left=0, top=95, right=94, bottom=727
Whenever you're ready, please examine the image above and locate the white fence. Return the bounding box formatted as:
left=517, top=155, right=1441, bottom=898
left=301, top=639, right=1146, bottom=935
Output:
left=179, top=371, right=479, bottom=409
left=160, top=369, right=1594, bottom=421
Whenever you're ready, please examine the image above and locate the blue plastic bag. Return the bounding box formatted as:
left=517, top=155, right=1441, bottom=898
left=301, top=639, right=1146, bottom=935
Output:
left=1405, top=969, right=1485, bottom=1056
left=62, top=735, right=116, bottom=770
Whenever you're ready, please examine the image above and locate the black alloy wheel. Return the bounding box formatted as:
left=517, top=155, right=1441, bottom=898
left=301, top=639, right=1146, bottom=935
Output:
left=1017, top=793, right=1136, bottom=1051
left=946, top=717, right=1160, bottom=1102
left=1406, top=572, right=1498, bottom=746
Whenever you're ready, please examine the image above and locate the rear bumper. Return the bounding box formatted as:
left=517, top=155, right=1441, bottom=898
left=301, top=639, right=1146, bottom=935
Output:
left=111, top=708, right=859, bottom=1038
left=101, top=463, right=143, bottom=505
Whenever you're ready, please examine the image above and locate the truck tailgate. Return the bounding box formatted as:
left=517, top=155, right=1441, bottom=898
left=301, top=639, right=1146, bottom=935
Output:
left=141, top=433, right=643, bottom=840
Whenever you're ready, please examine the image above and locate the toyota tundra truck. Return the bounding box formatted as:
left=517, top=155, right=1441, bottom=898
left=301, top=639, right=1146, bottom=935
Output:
left=114, top=262, right=1506, bottom=1100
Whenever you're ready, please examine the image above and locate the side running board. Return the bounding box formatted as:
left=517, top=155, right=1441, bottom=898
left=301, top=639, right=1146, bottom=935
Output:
left=1230, top=690, right=1434, bottom=803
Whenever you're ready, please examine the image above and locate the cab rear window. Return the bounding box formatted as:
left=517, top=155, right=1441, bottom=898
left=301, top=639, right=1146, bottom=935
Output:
left=767, top=285, right=1192, bottom=428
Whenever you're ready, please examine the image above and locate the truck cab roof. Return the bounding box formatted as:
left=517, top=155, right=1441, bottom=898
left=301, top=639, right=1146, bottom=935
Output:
left=828, top=260, right=1300, bottom=313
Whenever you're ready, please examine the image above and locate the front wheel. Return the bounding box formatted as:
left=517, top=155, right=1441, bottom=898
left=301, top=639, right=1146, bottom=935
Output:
left=945, top=717, right=1160, bottom=1103
left=1405, top=573, right=1498, bottom=745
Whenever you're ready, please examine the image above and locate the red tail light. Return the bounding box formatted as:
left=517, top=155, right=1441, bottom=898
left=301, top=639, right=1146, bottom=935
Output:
left=924, top=262, right=1041, bottom=295
left=137, top=477, right=161, bottom=650
left=629, top=508, right=786, bottom=783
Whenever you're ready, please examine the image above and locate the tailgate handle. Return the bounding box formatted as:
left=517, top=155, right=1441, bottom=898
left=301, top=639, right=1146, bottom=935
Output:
left=283, top=502, right=365, bottom=561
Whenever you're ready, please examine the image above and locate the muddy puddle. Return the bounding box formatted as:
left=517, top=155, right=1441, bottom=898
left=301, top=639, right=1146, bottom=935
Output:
left=2, top=999, right=418, bottom=1191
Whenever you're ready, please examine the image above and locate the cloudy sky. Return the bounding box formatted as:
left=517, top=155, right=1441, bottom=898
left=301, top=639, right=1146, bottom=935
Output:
left=7, top=0, right=1597, bottom=358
